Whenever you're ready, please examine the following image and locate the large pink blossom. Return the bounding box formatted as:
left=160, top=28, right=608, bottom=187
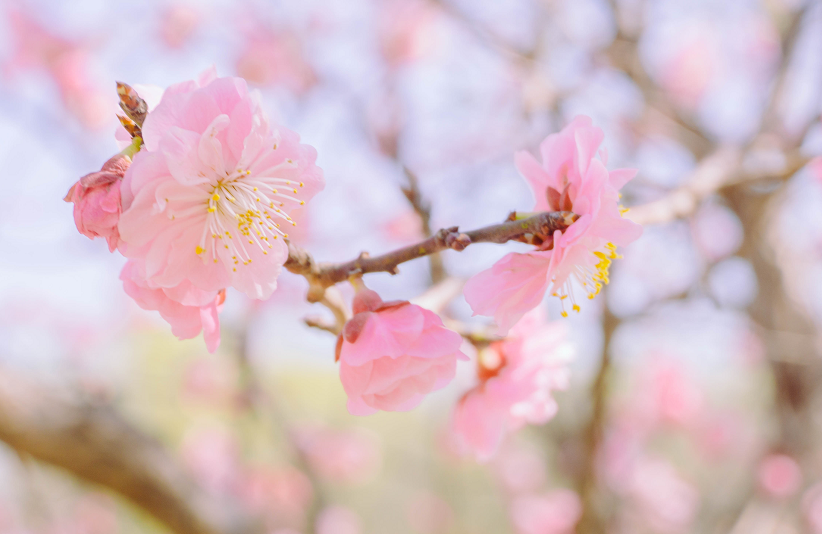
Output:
left=64, top=150, right=134, bottom=252
left=117, top=68, right=324, bottom=300
left=336, top=288, right=468, bottom=416
left=451, top=310, right=572, bottom=461
left=465, top=116, right=642, bottom=333
left=121, top=259, right=224, bottom=352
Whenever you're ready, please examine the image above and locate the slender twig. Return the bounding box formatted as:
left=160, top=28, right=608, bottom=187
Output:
left=284, top=211, right=577, bottom=294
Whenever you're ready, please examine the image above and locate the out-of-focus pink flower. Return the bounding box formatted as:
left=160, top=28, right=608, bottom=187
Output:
left=121, top=259, right=224, bottom=352
left=383, top=210, right=425, bottom=244
left=811, top=158, right=822, bottom=184
left=239, top=466, right=313, bottom=525
left=159, top=4, right=200, bottom=49
left=316, top=506, right=362, bottom=534
left=634, top=356, right=703, bottom=428
left=493, top=441, right=547, bottom=494
left=337, top=288, right=467, bottom=415
left=628, top=458, right=699, bottom=534
left=465, top=116, right=642, bottom=333
left=691, top=203, right=744, bottom=261
left=181, top=357, right=238, bottom=406
left=72, top=494, right=118, bottom=534
left=406, top=493, right=454, bottom=534
left=660, top=36, right=716, bottom=109
left=181, top=426, right=240, bottom=495
left=293, top=425, right=382, bottom=484
left=236, top=29, right=316, bottom=93
left=118, top=68, right=324, bottom=301
left=377, top=0, right=440, bottom=66
left=510, top=490, right=582, bottom=534
left=5, top=8, right=109, bottom=129
left=803, top=483, right=822, bottom=533
left=451, top=309, right=572, bottom=461
left=64, top=150, right=134, bottom=252
left=758, top=454, right=802, bottom=499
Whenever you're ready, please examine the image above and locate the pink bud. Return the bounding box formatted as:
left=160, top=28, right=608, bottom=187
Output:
left=64, top=153, right=131, bottom=252
left=338, top=289, right=467, bottom=415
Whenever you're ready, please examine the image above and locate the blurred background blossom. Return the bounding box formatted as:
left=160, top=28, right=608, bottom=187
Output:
left=1, top=0, right=822, bottom=533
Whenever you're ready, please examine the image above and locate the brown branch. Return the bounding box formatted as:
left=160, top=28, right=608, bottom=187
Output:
left=758, top=6, right=810, bottom=141
left=0, top=367, right=260, bottom=534
left=402, top=167, right=447, bottom=284
left=628, top=147, right=810, bottom=226
left=284, top=211, right=577, bottom=294
left=575, top=304, right=620, bottom=534
left=232, top=324, right=328, bottom=534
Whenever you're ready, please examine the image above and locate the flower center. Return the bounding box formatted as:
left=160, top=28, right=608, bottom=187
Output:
left=552, top=243, right=620, bottom=317
left=193, top=160, right=305, bottom=270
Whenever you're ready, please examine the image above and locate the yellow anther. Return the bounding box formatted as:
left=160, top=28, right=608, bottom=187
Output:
left=300, top=201, right=305, bottom=205
left=299, top=182, right=304, bottom=187
left=208, top=207, right=216, bottom=213
left=195, top=246, right=205, bottom=255
left=253, top=187, right=258, bottom=191
left=573, top=304, right=581, bottom=313
left=212, top=193, right=220, bottom=201
left=561, top=311, right=569, bottom=318
left=293, top=188, right=298, bottom=194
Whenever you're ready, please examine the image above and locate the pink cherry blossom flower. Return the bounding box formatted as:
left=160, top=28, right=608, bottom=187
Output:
left=758, top=454, right=802, bottom=499
left=159, top=4, right=201, bottom=49
left=64, top=149, right=135, bottom=252
left=406, top=492, right=454, bottom=534
left=5, top=8, right=109, bottom=129
left=811, top=157, right=822, bottom=184
left=451, top=309, right=572, bottom=461
left=377, top=0, right=440, bottom=66
left=239, top=466, right=313, bottom=525
left=465, top=116, right=642, bottom=332
left=120, top=259, right=224, bottom=352
left=627, top=458, right=699, bottom=534
left=293, top=424, right=382, bottom=484
left=117, top=68, right=324, bottom=300
left=235, top=28, right=316, bottom=94
left=336, top=288, right=468, bottom=416
left=316, top=506, right=362, bottom=534
left=510, top=489, right=582, bottom=534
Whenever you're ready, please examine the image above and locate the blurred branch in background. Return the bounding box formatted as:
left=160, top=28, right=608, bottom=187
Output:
left=0, top=367, right=261, bottom=534
left=401, top=167, right=447, bottom=284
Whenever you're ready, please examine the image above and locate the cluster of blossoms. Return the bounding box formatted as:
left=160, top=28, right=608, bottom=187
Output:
left=65, top=68, right=324, bottom=352
left=67, top=75, right=639, bottom=459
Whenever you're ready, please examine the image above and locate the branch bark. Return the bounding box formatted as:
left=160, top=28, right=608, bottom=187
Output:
left=284, top=210, right=577, bottom=296
left=0, top=368, right=261, bottom=534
